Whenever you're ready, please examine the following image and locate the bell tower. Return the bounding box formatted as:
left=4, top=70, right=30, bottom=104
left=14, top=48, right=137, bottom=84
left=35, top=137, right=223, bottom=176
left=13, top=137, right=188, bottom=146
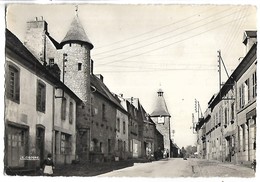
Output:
left=150, top=88, right=171, bottom=155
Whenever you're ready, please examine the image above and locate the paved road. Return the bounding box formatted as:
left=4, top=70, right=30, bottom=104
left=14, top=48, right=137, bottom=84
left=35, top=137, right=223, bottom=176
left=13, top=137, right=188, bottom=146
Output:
left=98, top=158, right=255, bottom=177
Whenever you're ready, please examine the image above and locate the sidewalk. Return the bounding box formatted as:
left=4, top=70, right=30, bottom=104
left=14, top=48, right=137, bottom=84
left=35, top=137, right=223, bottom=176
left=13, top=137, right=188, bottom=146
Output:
left=53, top=158, right=150, bottom=176
left=190, top=158, right=255, bottom=177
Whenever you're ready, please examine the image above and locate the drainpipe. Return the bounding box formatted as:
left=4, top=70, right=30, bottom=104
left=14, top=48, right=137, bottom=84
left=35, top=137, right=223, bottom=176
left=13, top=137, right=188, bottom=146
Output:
left=52, top=87, right=55, bottom=163
left=234, top=80, right=238, bottom=165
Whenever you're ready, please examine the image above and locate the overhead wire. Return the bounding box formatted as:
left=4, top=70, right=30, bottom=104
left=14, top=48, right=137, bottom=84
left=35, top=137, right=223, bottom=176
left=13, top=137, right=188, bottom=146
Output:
left=94, top=7, right=241, bottom=61
left=94, top=6, right=217, bottom=50
left=95, top=10, right=252, bottom=67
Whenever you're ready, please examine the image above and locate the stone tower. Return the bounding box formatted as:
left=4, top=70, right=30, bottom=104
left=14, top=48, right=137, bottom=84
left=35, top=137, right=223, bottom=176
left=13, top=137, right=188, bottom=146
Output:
left=150, top=88, right=171, bottom=154
left=60, top=14, right=94, bottom=161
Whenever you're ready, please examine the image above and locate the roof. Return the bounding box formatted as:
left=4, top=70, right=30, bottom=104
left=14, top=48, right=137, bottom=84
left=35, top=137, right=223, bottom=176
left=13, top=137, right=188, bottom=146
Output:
left=6, top=28, right=81, bottom=103
left=46, top=33, right=62, bottom=49
left=209, top=43, right=257, bottom=110
left=150, top=90, right=171, bottom=117
left=243, top=30, right=257, bottom=44
left=60, top=16, right=93, bottom=49
left=90, top=74, right=125, bottom=111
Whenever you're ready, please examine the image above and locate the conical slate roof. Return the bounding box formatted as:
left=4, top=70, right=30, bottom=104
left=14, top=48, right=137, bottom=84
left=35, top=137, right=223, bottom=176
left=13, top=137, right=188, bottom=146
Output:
left=61, top=15, right=93, bottom=49
left=150, top=89, right=171, bottom=117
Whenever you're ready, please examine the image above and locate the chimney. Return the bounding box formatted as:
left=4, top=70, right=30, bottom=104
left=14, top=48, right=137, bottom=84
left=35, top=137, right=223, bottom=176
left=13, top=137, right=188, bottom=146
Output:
left=119, top=93, right=123, bottom=98
left=24, top=16, right=48, bottom=63
left=243, top=31, right=257, bottom=54
left=96, top=74, right=104, bottom=82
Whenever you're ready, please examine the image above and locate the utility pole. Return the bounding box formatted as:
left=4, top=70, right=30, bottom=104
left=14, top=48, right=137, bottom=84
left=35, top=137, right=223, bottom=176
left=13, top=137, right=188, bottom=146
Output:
left=218, top=50, right=222, bottom=96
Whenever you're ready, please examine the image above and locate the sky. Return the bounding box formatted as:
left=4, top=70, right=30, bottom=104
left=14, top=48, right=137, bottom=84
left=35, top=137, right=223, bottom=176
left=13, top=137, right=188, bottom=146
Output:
left=3, top=2, right=257, bottom=148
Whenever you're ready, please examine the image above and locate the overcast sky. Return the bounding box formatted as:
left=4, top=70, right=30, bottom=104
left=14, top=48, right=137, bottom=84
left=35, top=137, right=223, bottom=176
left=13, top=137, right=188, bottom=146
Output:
left=4, top=2, right=257, bottom=148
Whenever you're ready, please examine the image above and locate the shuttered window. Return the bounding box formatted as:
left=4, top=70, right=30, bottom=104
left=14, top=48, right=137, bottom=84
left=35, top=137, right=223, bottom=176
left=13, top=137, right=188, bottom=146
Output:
left=6, top=63, right=20, bottom=103
left=36, top=80, right=46, bottom=112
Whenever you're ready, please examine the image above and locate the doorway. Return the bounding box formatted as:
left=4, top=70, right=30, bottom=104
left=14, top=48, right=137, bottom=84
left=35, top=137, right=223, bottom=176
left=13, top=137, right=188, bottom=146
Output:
left=36, top=125, right=45, bottom=165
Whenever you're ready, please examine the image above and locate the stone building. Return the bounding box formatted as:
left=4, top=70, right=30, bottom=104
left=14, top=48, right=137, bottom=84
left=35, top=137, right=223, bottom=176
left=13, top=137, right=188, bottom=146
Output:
left=88, top=74, right=127, bottom=162
left=236, top=31, right=257, bottom=164
left=5, top=29, right=80, bottom=174
left=126, top=98, right=142, bottom=158
left=196, top=31, right=257, bottom=164
left=114, top=94, right=130, bottom=160
left=150, top=88, right=171, bottom=155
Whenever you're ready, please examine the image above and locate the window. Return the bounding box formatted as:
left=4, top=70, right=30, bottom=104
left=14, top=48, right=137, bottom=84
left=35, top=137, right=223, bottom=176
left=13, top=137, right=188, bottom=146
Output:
left=123, top=121, right=126, bottom=134
left=100, top=142, right=103, bottom=153
left=117, top=118, right=120, bottom=132
left=7, top=63, right=20, bottom=103
left=36, top=80, right=46, bottom=112
left=239, top=85, right=245, bottom=109
left=102, top=104, right=106, bottom=121
left=218, top=108, right=222, bottom=124
left=252, top=71, right=257, bottom=98
left=60, top=133, right=72, bottom=154
left=244, top=79, right=250, bottom=104
left=224, top=108, right=228, bottom=125
left=78, top=63, right=82, bottom=71
left=123, top=141, right=126, bottom=152
left=61, top=98, right=67, bottom=120
left=69, top=102, right=73, bottom=124
left=231, top=103, right=235, bottom=120
left=49, top=58, right=54, bottom=67
left=108, top=139, right=111, bottom=153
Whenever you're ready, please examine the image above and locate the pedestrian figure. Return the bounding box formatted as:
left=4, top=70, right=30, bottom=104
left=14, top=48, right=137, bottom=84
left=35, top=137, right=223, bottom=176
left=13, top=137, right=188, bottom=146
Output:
left=41, top=153, right=55, bottom=176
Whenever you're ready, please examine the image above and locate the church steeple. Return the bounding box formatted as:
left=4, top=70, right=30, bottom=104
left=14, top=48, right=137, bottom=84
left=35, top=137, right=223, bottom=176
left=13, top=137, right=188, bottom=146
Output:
left=60, top=12, right=93, bottom=49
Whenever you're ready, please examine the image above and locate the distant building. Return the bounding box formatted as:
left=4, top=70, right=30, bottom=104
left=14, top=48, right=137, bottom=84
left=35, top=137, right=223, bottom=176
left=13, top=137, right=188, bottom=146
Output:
left=126, top=98, right=142, bottom=158
left=114, top=94, right=130, bottom=160
left=150, top=89, right=171, bottom=155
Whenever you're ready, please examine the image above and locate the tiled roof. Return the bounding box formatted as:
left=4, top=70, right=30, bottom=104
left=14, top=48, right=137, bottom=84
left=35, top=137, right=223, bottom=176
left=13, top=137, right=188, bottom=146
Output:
left=90, top=75, right=124, bottom=110
left=60, top=16, right=93, bottom=49
left=150, top=89, right=171, bottom=117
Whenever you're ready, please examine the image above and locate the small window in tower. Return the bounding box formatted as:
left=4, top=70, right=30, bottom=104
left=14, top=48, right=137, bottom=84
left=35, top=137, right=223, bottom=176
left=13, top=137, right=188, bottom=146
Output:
left=78, top=63, right=82, bottom=71
left=158, top=116, right=165, bottom=124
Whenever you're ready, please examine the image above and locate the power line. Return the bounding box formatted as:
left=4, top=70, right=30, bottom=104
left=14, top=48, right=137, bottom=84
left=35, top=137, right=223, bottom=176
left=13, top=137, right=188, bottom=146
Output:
left=95, top=11, right=252, bottom=67
left=94, top=6, right=217, bottom=50
left=95, top=8, right=248, bottom=64
left=96, top=68, right=217, bottom=73
left=93, top=7, right=236, bottom=58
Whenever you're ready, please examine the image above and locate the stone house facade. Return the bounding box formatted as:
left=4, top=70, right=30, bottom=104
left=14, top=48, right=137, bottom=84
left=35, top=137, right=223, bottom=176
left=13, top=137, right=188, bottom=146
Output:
left=196, top=31, right=257, bottom=164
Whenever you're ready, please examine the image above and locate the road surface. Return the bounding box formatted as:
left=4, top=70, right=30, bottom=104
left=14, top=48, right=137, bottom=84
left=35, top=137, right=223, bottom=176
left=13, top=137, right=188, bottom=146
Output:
left=98, top=158, right=255, bottom=177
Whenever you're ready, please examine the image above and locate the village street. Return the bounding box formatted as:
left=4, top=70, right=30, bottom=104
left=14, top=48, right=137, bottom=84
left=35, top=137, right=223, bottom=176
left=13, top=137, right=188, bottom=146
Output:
left=98, top=158, right=255, bottom=178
